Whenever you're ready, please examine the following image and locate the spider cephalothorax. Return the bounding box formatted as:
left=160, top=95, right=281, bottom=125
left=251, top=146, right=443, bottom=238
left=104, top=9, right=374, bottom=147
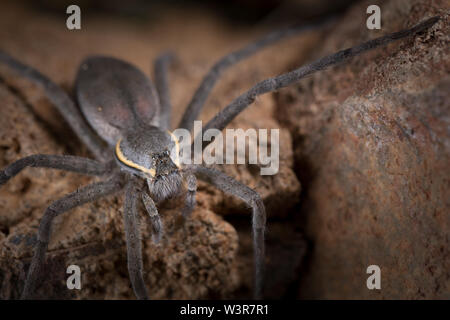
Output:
left=0, top=16, right=438, bottom=300
left=115, top=126, right=183, bottom=201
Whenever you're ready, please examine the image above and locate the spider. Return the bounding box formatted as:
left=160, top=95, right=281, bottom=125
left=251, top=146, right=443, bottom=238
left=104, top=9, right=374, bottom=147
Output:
left=0, top=16, right=438, bottom=300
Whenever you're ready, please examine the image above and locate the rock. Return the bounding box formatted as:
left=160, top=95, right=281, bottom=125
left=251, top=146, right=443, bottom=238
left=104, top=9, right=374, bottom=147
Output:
left=0, top=2, right=302, bottom=298
left=0, top=81, right=240, bottom=299
left=197, top=101, right=301, bottom=218
left=276, top=0, right=449, bottom=299
left=232, top=218, right=308, bottom=299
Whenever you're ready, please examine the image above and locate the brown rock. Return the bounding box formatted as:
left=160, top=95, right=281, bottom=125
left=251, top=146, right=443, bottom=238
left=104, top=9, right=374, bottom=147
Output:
left=0, top=2, right=303, bottom=299
left=276, top=0, right=449, bottom=299
left=232, top=218, right=308, bottom=299
left=0, top=81, right=240, bottom=299
left=197, top=100, right=301, bottom=218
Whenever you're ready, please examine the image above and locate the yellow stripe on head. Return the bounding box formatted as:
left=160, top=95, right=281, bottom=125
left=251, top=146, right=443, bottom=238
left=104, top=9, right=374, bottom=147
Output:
left=115, top=139, right=156, bottom=177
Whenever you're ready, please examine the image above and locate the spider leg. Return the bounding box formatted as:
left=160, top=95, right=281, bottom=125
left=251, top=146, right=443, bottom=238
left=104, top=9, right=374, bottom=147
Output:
left=198, top=16, right=439, bottom=146
left=0, top=52, right=107, bottom=161
left=181, top=171, right=197, bottom=219
left=124, top=176, right=149, bottom=299
left=0, top=154, right=109, bottom=186
left=154, top=52, right=174, bottom=130
left=141, top=191, right=163, bottom=244
left=187, top=165, right=266, bottom=299
left=20, top=175, right=123, bottom=299
left=178, top=17, right=334, bottom=132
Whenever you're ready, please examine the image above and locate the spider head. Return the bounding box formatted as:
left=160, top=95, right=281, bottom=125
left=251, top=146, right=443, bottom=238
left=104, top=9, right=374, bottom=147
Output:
left=146, top=149, right=183, bottom=202
left=115, top=126, right=183, bottom=201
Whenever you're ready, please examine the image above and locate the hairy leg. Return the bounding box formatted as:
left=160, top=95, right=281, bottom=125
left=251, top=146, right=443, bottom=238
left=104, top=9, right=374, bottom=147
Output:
left=154, top=52, right=174, bottom=130
left=0, top=52, right=107, bottom=160
left=21, top=175, right=123, bottom=299
left=0, top=154, right=109, bottom=186
left=141, top=191, right=163, bottom=244
left=182, top=172, right=197, bottom=219
left=178, top=17, right=334, bottom=132
left=124, top=176, right=149, bottom=299
left=198, top=16, right=439, bottom=145
left=187, top=165, right=266, bottom=299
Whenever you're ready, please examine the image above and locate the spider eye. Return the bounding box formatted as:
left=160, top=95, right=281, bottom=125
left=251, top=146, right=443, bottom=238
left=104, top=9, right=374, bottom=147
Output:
left=164, top=150, right=169, bottom=156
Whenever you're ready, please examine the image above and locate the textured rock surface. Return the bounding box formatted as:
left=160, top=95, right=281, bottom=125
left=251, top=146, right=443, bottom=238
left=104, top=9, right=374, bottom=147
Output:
left=1, top=0, right=447, bottom=300
left=0, top=82, right=241, bottom=299
left=276, top=0, right=449, bottom=299
left=0, top=1, right=303, bottom=299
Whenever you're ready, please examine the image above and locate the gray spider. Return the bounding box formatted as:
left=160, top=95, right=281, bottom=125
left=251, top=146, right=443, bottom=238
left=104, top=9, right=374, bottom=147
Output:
left=0, top=16, right=438, bottom=300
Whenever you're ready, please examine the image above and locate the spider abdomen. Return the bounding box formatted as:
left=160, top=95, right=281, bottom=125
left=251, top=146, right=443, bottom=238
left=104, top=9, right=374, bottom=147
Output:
left=75, top=56, right=160, bottom=145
